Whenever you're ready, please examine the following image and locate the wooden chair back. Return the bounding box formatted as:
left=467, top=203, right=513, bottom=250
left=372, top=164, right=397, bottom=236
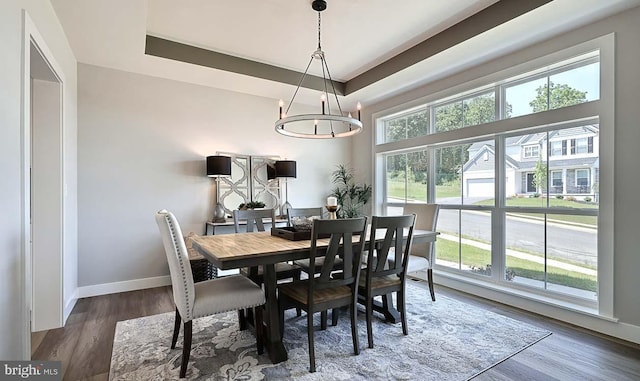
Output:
left=233, top=208, right=276, bottom=233
left=286, top=207, right=324, bottom=226
left=306, top=218, right=367, bottom=303
left=364, top=214, right=416, bottom=286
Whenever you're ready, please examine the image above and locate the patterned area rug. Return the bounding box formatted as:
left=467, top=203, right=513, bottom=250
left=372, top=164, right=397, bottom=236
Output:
left=110, top=282, right=550, bottom=380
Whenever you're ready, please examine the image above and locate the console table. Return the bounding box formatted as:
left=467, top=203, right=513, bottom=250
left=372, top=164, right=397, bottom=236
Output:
left=204, top=217, right=288, bottom=235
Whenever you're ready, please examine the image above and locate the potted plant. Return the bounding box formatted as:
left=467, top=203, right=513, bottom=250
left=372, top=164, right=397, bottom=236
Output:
left=330, top=164, right=372, bottom=218
left=238, top=201, right=266, bottom=210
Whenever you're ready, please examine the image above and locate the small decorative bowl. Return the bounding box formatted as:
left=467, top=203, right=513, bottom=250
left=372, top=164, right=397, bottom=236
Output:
left=291, top=217, right=314, bottom=232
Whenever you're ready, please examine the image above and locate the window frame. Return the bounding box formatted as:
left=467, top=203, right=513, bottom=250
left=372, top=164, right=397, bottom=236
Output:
left=523, top=144, right=540, bottom=159
left=575, top=168, right=590, bottom=187
left=551, top=170, right=563, bottom=188
left=372, top=34, right=614, bottom=318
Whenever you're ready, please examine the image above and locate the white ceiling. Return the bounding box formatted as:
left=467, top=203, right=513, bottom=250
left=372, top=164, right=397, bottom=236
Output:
left=51, top=0, right=640, bottom=109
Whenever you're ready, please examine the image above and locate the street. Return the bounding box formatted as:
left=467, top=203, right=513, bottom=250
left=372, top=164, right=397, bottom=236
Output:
left=436, top=209, right=597, bottom=267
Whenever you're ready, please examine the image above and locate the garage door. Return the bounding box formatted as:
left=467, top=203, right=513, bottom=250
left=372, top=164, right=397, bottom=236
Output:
left=467, top=178, right=494, bottom=197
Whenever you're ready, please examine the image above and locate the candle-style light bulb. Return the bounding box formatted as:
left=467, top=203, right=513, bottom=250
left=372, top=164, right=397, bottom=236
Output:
left=357, top=102, right=362, bottom=121
left=279, top=99, right=284, bottom=119
left=321, top=93, right=326, bottom=114
left=314, top=119, right=318, bottom=135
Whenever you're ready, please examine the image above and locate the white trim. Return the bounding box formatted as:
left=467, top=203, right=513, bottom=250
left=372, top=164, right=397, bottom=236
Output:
left=21, top=10, right=67, bottom=360
left=77, top=276, right=172, bottom=298
left=63, top=290, right=77, bottom=322
left=434, top=272, right=640, bottom=345
left=20, top=10, right=33, bottom=360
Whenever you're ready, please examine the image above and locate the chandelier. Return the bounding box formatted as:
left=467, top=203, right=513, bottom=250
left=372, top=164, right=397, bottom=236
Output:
left=274, top=0, right=362, bottom=139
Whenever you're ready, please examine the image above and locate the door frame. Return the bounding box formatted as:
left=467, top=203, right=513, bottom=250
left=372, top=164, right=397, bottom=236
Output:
left=21, top=10, right=66, bottom=358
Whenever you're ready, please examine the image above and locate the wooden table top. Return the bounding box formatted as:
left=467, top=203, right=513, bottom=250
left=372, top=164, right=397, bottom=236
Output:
left=190, top=229, right=438, bottom=270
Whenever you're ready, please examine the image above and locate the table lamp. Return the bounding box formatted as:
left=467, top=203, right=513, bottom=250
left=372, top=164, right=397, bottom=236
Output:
left=207, top=155, right=232, bottom=222
left=275, top=160, right=296, bottom=216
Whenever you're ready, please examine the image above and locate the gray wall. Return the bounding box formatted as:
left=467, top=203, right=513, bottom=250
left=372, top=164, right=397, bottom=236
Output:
left=0, top=1, right=77, bottom=359
left=353, top=6, right=640, bottom=329
left=77, top=64, right=350, bottom=287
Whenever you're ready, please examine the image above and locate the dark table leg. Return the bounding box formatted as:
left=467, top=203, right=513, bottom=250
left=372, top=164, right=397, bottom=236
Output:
left=358, top=293, right=401, bottom=323
left=263, top=264, right=288, bottom=363
left=378, top=293, right=400, bottom=323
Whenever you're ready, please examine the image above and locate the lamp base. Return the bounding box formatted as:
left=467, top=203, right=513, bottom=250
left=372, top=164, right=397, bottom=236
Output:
left=213, top=203, right=226, bottom=223
left=282, top=201, right=292, bottom=217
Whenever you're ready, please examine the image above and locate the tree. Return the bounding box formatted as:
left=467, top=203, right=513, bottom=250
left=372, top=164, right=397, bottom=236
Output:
left=529, top=81, right=588, bottom=112
left=433, top=94, right=510, bottom=183
left=532, top=159, right=547, bottom=193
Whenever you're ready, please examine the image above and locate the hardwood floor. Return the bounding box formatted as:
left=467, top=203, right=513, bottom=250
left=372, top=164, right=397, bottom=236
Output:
left=31, top=287, right=175, bottom=381
left=32, top=281, right=640, bottom=380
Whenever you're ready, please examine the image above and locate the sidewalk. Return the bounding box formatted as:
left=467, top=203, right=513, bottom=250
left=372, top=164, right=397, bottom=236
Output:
left=438, top=233, right=597, bottom=276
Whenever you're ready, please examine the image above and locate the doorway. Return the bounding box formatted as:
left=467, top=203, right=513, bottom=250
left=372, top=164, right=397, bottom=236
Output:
left=23, top=13, right=66, bottom=359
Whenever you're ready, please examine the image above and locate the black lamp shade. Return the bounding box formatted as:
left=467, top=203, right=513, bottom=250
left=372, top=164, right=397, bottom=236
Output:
left=267, top=164, right=276, bottom=180
left=206, top=155, right=231, bottom=177
left=275, top=160, right=297, bottom=178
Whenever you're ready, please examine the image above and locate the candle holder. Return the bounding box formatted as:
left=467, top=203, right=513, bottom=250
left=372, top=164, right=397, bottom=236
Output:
left=325, top=205, right=339, bottom=219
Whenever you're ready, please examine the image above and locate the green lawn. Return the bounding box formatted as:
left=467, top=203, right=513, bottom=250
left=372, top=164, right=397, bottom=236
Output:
left=474, top=197, right=598, bottom=226
left=435, top=238, right=597, bottom=291
left=475, top=196, right=599, bottom=209
left=386, top=179, right=461, bottom=200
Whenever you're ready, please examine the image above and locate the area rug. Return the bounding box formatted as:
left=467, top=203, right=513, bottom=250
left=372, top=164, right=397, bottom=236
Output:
left=109, top=282, right=550, bottom=380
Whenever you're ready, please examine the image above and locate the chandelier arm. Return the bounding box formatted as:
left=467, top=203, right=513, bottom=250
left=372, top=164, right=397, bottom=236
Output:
left=285, top=56, right=315, bottom=115
left=321, top=53, right=345, bottom=117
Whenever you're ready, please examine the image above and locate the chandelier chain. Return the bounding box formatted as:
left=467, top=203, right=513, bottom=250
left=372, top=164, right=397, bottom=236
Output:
left=317, top=12, right=322, bottom=50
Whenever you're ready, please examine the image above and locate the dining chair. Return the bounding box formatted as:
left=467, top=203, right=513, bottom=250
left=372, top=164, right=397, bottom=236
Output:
left=233, top=208, right=302, bottom=285
left=286, top=207, right=324, bottom=226
left=278, top=217, right=368, bottom=373
left=155, top=210, right=266, bottom=378
left=358, top=214, right=416, bottom=349
left=288, top=207, right=345, bottom=279
left=398, top=203, right=440, bottom=301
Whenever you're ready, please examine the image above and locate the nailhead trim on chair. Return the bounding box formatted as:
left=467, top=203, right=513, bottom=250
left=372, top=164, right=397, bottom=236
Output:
left=165, top=213, right=194, bottom=321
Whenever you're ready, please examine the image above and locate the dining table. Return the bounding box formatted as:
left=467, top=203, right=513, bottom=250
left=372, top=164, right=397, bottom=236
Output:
left=190, top=227, right=438, bottom=364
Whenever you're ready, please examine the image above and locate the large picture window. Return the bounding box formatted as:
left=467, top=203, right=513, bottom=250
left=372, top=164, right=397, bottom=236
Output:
left=374, top=42, right=609, bottom=310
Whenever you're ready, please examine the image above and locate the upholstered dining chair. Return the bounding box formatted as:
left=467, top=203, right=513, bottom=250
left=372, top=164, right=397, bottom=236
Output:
left=233, top=208, right=302, bottom=285
left=278, top=217, right=368, bottom=373
left=358, top=214, right=416, bottom=349
left=399, top=203, right=440, bottom=301
left=155, top=210, right=266, bottom=379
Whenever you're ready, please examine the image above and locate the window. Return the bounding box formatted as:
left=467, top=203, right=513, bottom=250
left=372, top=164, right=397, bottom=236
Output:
left=375, top=42, right=607, bottom=309
left=434, top=92, right=495, bottom=133
left=383, top=150, right=428, bottom=213
left=551, top=171, right=563, bottom=187
left=504, top=59, right=599, bottom=118
left=576, top=169, right=590, bottom=187
left=382, top=108, right=428, bottom=143
left=523, top=145, right=539, bottom=158
left=575, top=138, right=588, bottom=154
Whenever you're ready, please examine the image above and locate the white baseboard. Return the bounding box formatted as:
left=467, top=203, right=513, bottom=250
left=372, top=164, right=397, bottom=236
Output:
left=63, top=290, right=77, bottom=325
left=434, top=273, right=640, bottom=345
left=77, top=275, right=172, bottom=298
